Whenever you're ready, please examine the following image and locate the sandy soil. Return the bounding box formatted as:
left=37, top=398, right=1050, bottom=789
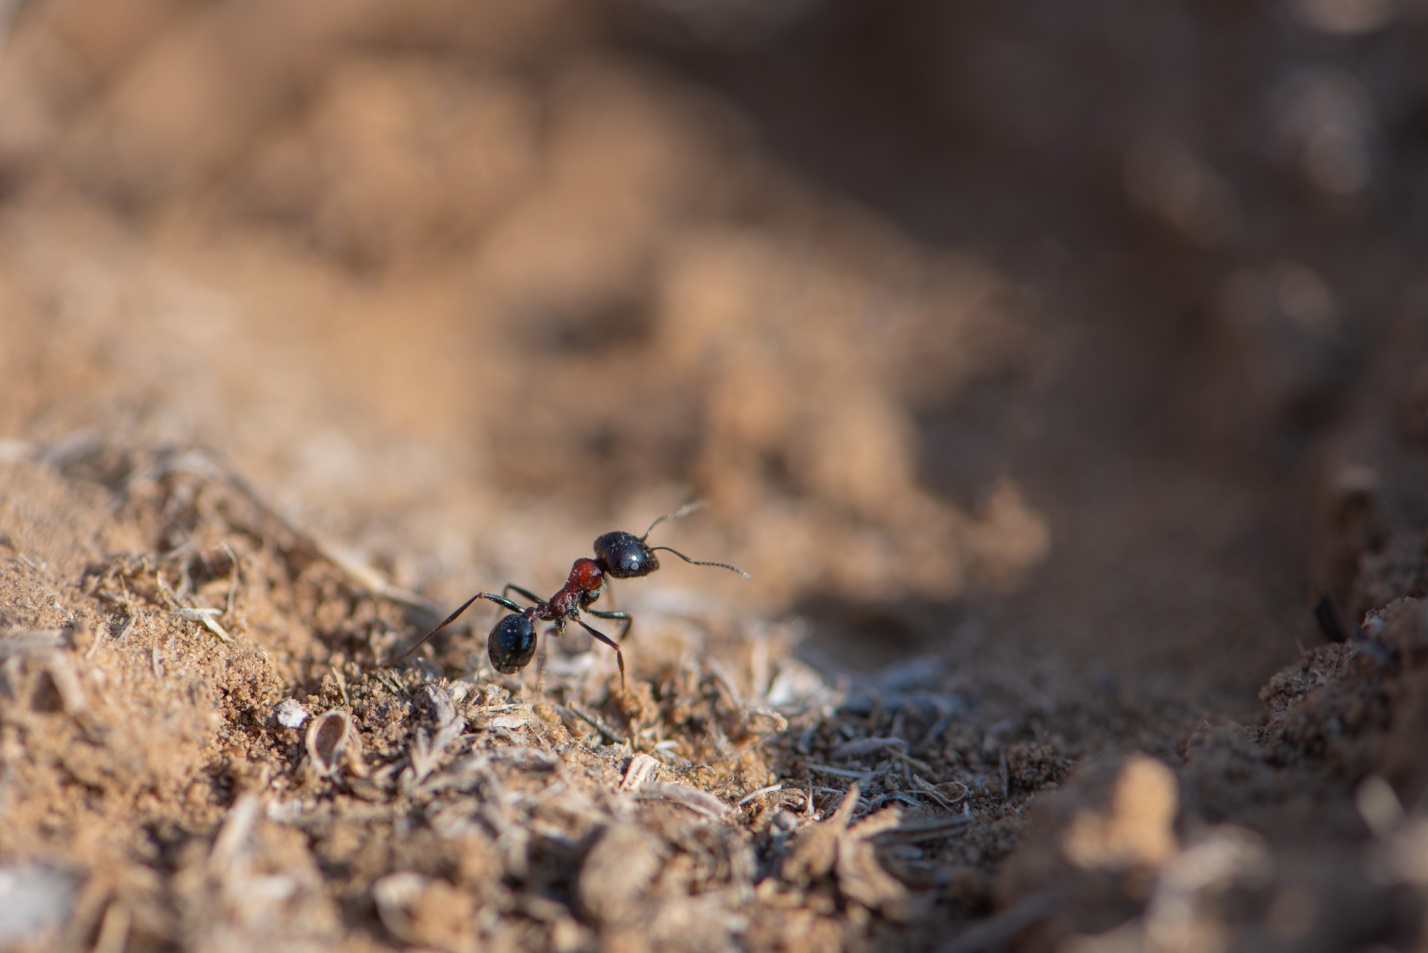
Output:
left=1, top=1, right=1426, bottom=950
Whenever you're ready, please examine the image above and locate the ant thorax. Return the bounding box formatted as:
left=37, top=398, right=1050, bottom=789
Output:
left=566, top=557, right=604, bottom=594
left=541, top=557, right=604, bottom=619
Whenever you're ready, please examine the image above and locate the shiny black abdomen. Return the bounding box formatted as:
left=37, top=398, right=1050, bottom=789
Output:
left=488, top=614, right=537, bottom=674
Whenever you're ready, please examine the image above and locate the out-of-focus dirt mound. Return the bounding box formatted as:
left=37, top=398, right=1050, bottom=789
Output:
left=994, top=342, right=1428, bottom=951
left=2, top=0, right=1428, bottom=951
left=0, top=439, right=1091, bottom=952
left=0, top=0, right=1049, bottom=610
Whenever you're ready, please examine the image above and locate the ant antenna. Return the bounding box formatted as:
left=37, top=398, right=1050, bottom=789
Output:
left=641, top=501, right=707, bottom=540
left=638, top=501, right=749, bottom=578
left=649, top=546, right=750, bottom=579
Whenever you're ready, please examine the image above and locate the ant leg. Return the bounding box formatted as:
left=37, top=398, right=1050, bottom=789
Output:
left=587, top=608, right=632, bottom=643
left=534, top=629, right=549, bottom=696
left=576, top=618, right=626, bottom=693
left=389, top=592, right=523, bottom=663
left=503, top=583, right=543, bottom=605
left=533, top=621, right=564, bottom=697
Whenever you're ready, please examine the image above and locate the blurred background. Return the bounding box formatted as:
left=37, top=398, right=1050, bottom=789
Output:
left=1, top=0, right=1426, bottom=720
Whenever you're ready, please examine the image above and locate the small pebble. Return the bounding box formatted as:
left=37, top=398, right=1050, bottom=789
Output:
left=274, top=698, right=309, bottom=729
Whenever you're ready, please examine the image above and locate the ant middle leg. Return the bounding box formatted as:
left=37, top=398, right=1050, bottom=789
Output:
left=503, top=583, right=543, bottom=605
left=576, top=618, right=626, bottom=693
left=587, top=608, right=632, bottom=643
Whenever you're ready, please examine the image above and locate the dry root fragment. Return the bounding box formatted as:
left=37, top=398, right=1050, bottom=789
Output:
left=620, top=754, right=731, bottom=820
left=737, top=783, right=785, bottom=807
left=876, top=813, right=973, bottom=843
left=486, top=713, right=531, bottom=730
left=170, top=606, right=234, bottom=644
left=830, top=737, right=906, bottom=760
left=635, top=782, right=734, bottom=820
left=621, top=753, right=660, bottom=791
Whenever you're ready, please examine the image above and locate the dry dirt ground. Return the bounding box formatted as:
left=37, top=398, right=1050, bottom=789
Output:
left=1, top=2, right=1428, bottom=951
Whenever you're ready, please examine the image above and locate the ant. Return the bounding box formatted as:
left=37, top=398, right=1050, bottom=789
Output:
left=390, top=503, right=748, bottom=691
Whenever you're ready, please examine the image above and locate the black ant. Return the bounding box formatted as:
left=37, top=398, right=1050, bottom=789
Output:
left=390, top=503, right=747, bottom=691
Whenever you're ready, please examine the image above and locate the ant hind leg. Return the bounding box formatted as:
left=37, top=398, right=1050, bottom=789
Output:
left=577, top=619, right=626, bottom=694
left=534, top=625, right=551, bottom=697
left=390, top=591, right=523, bottom=663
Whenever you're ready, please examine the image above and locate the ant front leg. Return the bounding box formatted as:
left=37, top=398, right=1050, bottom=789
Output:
left=577, top=618, right=626, bottom=693
left=503, top=583, right=543, bottom=605
left=586, top=608, right=632, bottom=644
left=390, top=591, right=523, bottom=663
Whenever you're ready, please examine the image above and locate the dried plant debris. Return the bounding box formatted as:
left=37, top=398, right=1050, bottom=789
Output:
left=305, top=709, right=363, bottom=780
left=2, top=443, right=1050, bottom=953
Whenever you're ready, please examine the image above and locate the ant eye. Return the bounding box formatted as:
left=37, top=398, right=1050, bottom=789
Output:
left=594, top=531, right=660, bottom=579
left=488, top=614, right=537, bottom=674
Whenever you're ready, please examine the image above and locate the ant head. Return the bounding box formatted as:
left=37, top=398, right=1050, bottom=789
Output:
left=594, top=531, right=659, bottom=579
left=595, top=508, right=751, bottom=581
left=488, top=614, right=537, bottom=674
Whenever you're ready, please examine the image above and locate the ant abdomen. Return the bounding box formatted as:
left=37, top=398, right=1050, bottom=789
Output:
left=593, top=531, right=659, bottom=579
left=488, top=614, right=537, bottom=674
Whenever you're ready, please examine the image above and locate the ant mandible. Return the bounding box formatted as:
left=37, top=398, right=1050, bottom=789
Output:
left=390, top=503, right=748, bottom=691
